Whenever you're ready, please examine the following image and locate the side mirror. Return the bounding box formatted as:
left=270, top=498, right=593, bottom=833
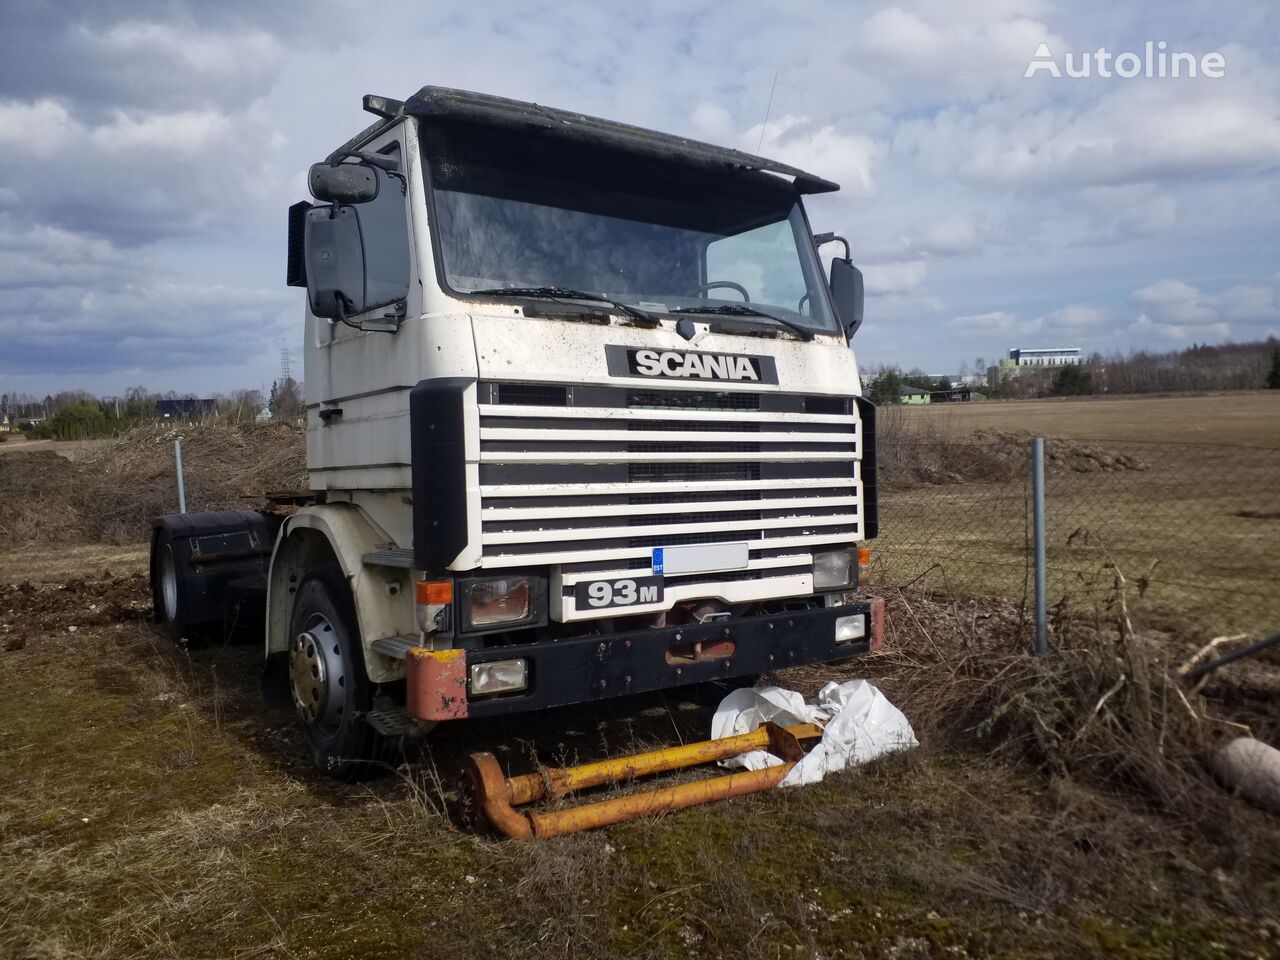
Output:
left=304, top=205, right=367, bottom=320
left=308, top=162, right=378, bottom=204
left=829, top=258, right=864, bottom=341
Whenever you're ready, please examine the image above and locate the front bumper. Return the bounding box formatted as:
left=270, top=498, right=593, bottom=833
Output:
left=405, top=598, right=884, bottom=721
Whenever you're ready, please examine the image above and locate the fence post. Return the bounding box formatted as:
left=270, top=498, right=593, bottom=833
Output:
left=1031, top=437, right=1047, bottom=654
left=174, top=438, right=187, bottom=514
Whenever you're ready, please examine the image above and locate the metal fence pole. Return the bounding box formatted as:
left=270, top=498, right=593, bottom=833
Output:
left=1031, top=437, right=1047, bottom=654
left=174, top=438, right=187, bottom=514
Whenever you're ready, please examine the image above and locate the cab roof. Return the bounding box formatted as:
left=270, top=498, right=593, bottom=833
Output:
left=355, top=86, right=839, bottom=196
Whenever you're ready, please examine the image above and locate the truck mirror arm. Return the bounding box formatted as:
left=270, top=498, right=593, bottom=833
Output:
left=334, top=298, right=405, bottom=334
left=812, top=232, right=850, bottom=261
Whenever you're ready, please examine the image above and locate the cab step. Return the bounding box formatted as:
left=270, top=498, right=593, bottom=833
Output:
left=366, top=707, right=419, bottom=736
left=363, top=549, right=415, bottom=569
left=370, top=635, right=420, bottom=659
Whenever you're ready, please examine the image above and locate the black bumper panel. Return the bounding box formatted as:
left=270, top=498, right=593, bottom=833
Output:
left=461, top=602, right=871, bottom=717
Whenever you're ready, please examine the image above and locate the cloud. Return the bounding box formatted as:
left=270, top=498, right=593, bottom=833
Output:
left=947, top=303, right=1107, bottom=339
left=863, top=260, right=929, bottom=297
left=1126, top=274, right=1280, bottom=339
left=893, top=46, right=1280, bottom=191
left=745, top=115, right=881, bottom=196
left=949, top=310, right=1024, bottom=335
left=1038, top=304, right=1107, bottom=330
left=2, top=0, right=1280, bottom=392
left=917, top=213, right=980, bottom=256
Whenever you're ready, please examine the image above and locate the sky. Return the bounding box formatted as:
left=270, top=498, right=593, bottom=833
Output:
left=1, top=0, right=1278, bottom=396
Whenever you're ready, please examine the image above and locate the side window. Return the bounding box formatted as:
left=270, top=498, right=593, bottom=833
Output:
left=356, top=144, right=410, bottom=312
left=705, top=220, right=807, bottom=313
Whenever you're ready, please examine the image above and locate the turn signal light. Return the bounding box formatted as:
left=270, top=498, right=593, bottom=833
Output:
left=416, top=580, right=453, bottom=605
left=857, top=547, right=871, bottom=566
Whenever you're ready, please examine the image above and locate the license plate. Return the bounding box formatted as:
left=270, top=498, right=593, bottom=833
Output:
left=574, top=575, right=664, bottom=610
left=652, top=542, right=749, bottom=576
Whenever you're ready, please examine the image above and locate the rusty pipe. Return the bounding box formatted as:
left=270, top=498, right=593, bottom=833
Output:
left=464, top=722, right=821, bottom=840
left=524, top=762, right=796, bottom=838
left=504, top=722, right=821, bottom=805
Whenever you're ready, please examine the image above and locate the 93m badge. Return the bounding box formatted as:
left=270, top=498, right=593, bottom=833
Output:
left=574, top=575, right=664, bottom=610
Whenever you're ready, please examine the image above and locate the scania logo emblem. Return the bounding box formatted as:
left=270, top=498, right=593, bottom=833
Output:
left=604, top=345, right=779, bottom=384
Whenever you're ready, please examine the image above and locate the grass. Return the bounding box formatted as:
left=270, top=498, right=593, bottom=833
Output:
left=2, top=570, right=1278, bottom=959
left=2, top=396, right=1278, bottom=957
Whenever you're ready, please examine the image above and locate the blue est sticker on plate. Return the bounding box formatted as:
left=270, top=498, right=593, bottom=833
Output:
left=651, top=548, right=664, bottom=574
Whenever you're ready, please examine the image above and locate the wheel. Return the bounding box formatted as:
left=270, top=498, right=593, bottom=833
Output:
left=151, top=528, right=208, bottom=643
left=694, top=280, right=750, bottom=301
left=287, top=565, right=401, bottom=780
left=155, top=535, right=180, bottom=628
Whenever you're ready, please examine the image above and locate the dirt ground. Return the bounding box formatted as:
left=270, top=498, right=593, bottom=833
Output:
left=2, top=546, right=1278, bottom=960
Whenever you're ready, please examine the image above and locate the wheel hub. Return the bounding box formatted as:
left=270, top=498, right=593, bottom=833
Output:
left=290, top=615, right=345, bottom=729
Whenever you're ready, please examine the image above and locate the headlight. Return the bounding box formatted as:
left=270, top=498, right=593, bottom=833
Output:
left=466, top=577, right=531, bottom=627
left=813, top=549, right=854, bottom=590
left=470, top=659, right=529, bottom=696
left=835, top=613, right=866, bottom=644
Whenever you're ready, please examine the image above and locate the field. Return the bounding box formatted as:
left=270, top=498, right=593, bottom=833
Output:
left=1, top=397, right=1278, bottom=959
left=898, top=391, right=1280, bottom=447
left=878, top=392, right=1280, bottom=638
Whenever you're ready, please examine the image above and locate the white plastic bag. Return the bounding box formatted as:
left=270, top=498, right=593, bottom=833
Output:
left=711, top=679, right=917, bottom=787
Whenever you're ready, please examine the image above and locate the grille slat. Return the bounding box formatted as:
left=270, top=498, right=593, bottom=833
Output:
left=476, top=382, right=864, bottom=614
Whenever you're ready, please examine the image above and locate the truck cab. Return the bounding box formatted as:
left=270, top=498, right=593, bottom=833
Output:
left=150, top=87, right=880, bottom=778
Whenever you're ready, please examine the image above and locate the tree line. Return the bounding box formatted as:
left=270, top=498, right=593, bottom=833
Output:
left=864, top=338, right=1280, bottom=404
left=1, top=378, right=304, bottom=441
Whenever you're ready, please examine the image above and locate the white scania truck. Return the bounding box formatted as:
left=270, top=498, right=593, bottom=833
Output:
left=149, top=87, right=881, bottom=779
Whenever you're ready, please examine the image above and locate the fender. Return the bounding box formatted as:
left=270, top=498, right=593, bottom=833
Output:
left=265, top=503, right=416, bottom=684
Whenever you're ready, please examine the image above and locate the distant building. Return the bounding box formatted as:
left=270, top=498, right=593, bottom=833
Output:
left=0, top=414, right=12, bottom=433
left=929, top=388, right=985, bottom=403
left=1008, top=347, right=1082, bottom=367
left=155, top=398, right=218, bottom=421
left=899, top=385, right=931, bottom=405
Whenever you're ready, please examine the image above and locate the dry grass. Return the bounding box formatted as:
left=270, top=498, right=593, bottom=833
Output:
left=905, top=391, right=1280, bottom=448
left=2, top=571, right=1278, bottom=959
left=873, top=399, right=1280, bottom=639
left=0, top=401, right=1277, bottom=957
left=0, top=421, right=305, bottom=546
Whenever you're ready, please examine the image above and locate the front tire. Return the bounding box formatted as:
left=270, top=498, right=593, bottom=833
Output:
left=287, top=565, right=401, bottom=780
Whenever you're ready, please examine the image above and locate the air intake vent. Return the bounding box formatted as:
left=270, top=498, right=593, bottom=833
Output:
left=627, top=389, right=759, bottom=411
left=495, top=383, right=569, bottom=407
left=804, top=396, right=850, bottom=415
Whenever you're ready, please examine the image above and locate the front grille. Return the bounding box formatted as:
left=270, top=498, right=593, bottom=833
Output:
left=628, top=389, right=760, bottom=410
left=629, top=462, right=760, bottom=483
left=475, top=381, right=866, bottom=616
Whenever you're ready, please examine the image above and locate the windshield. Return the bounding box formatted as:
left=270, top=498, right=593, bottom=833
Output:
left=421, top=121, right=839, bottom=335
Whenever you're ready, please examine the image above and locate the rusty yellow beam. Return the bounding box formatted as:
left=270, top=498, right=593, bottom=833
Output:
left=464, top=721, right=822, bottom=840
left=504, top=721, right=821, bottom=805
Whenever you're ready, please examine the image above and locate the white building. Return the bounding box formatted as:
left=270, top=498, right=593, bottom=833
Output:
left=1009, top=347, right=1082, bottom=367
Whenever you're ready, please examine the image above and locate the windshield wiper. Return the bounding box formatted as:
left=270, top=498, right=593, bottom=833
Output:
left=668, top=303, right=815, bottom=341
left=467, top=286, right=659, bottom=326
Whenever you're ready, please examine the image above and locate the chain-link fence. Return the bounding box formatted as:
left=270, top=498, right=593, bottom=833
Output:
left=871, top=432, right=1280, bottom=641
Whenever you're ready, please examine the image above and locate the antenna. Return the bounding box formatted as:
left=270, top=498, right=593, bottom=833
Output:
left=756, top=68, right=779, bottom=154
left=279, top=343, right=293, bottom=383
